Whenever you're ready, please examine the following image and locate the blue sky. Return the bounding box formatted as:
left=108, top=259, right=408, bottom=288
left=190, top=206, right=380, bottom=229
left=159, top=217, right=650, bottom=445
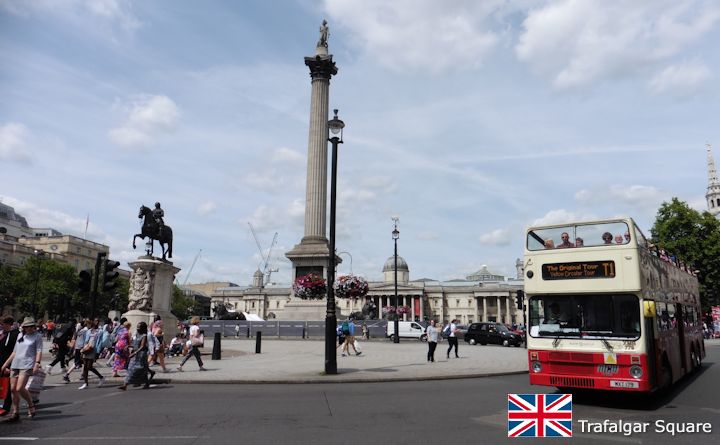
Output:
left=2, top=0, right=719, bottom=285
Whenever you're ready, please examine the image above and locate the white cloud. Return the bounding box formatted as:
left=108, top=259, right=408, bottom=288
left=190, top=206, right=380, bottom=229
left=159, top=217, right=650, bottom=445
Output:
left=109, top=95, right=180, bottom=148
left=417, top=231, right=440, bottom=241
left=0, top=123, right=33, bottom=163
left=575, top=185, right=670, bottom=207
left=531, top=209, right=595, bottom=227
left=516, top=0, right=720, bottom=89
left=197, top=201, right=217, bottom=216
left=2, top=196, right=95, bottom=237
left=1, top=0, right=141, bottom=31
left=479, top=228, right=511, bottom=246
left=325, top=0, right=501, bottom=73
left=271, top=147, right=304, bottom=164
left=648, top=62, right=711, bottom=95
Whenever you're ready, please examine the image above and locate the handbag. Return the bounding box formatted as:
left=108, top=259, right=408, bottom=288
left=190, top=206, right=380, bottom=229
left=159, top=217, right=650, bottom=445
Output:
left=80, top=342, right=94, bottom=354
left=0, top=375, right=9, bottom=400
left=190, top=334, right=204, bottom=347
left=25, top=369, right=46, bottom=393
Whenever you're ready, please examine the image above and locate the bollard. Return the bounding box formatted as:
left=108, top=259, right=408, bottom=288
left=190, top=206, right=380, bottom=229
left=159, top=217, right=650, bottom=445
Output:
left=255, top=331, right=262, bottom=353
left=212, top=332, right=221, bottom=360
left=247, top=327, right=250, bottom=338
left=302, top=327, right=306, bottom=339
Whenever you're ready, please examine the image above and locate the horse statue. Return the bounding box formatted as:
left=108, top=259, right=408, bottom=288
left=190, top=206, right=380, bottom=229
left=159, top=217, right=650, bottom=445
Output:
left=133, top=205, right=173, bottom=259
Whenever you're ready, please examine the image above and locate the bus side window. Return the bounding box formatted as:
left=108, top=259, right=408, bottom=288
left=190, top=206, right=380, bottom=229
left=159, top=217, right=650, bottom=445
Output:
left=666, top=304, right=676, bottom=329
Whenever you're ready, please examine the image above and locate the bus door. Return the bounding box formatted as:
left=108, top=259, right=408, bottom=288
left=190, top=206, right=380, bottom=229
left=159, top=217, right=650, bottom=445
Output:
left=676, top=303, right=688, bottom=373
left=643, top=300, right=658, bottom=387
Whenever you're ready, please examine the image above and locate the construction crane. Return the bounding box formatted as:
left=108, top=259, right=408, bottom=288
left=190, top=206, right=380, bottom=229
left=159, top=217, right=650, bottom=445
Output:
left=247, top=222, right=278, bottom=285
left=183, top=249, right=202, bottom=285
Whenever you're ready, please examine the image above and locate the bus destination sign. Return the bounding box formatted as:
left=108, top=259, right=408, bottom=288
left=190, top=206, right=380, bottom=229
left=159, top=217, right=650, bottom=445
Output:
left=542, top=261, right=616, bottom=280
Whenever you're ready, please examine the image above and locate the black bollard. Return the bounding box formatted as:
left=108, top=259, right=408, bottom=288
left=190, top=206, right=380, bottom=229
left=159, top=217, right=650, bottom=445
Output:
left=247, top=327, right=250, bottom=338
left=212, top=332, right=221, bottom=360
left=255, top=331, right=262, bottom=353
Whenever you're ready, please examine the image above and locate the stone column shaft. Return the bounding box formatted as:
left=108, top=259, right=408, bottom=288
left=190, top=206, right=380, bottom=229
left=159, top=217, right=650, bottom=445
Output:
left=304, top=77, right=330, bottom=240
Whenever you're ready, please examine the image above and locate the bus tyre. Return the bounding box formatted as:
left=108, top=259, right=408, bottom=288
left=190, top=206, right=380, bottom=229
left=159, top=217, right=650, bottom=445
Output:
left=691, top=348, right=701, bottom=370
left=659, top=360, right=673, bottom=390
left=468, top=338, right=477, bottom=345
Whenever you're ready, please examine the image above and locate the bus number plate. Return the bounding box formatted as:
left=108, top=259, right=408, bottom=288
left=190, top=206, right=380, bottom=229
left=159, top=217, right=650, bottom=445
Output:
left=597, top=364, right=618, bottom=375
left=610, top=380, right=639, bottom=389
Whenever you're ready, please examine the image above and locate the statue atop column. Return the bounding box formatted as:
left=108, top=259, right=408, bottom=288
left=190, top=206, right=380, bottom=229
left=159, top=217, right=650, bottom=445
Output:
left=317, top=20, right=329, bottom=49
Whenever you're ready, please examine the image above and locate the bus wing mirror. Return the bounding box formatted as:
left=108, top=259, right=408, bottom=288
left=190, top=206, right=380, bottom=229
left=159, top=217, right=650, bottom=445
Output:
left=643, top=301, right=656, bottom=318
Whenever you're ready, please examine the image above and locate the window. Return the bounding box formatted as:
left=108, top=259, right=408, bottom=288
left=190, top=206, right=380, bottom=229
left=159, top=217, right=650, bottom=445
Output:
left=468, top=299, right=472, bottom=307
left=456, top=299, right=460, bottom=307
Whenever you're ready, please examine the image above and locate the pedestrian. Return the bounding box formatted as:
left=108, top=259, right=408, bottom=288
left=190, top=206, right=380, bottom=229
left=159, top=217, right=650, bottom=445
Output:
left=445, top=319, right=460, bottom=359
left=336, top=324, right=345, bottom=349
left=112, top=321, right=131, bottom=377
left=0, top=317, right=42, bottom=421
left=426, top=320, right=439, bottom=362
left=0, top=316, right=20, bottom=417
left=77, top=319, right=105, bottom=389
left=177, top=316, right=206, bottom=372
left=45, top=320, right=74, bottom=376
left=62, top=318, right=87, bottom=384
left=45, top=320, right=55, bottom=342
left=148, top=315, right=168, bottom=372
left=341, top=318, right=361, bottom=357
left=361, top=322, right=369, bottom=340
left=235, top=324, right=240, bottom=338
left=118, top=321, right=155, bottom=390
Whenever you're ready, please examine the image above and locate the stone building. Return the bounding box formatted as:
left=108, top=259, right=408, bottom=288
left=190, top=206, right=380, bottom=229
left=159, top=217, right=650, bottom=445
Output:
left=193, top=257, right=524, bottom=325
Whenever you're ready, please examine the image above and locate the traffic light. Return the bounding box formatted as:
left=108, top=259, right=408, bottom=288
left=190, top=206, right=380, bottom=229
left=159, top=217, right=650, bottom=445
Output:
left=516, top=290, right=525, bottom=310
left=78, top=269, right=92, bottom=293
left=103, top=259, right=120, bottom=292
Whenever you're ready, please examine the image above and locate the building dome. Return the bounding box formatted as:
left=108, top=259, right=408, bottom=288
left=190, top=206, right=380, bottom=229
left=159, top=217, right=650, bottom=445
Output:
left=253, top=269, right=263, bottom=278
left=383, top=255, right=409, bottom=272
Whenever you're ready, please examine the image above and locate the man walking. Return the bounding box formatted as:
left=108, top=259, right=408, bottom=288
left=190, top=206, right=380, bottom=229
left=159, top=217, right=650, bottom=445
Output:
left=446, top=319, right=460, bottom=359
left=341, top=318, right=361, bottom=357
left=0, top=317, right=20, bottom=416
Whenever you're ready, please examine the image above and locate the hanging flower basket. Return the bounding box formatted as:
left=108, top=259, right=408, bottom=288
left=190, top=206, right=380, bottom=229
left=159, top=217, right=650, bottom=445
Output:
left=292, top=273, right=327, bottom=300
left=381, top=305, right=410, bottom=318
left=333, top=275, right=369, bottom=299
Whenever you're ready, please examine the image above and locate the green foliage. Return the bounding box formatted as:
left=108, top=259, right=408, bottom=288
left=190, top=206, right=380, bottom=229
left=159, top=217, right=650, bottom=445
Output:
left=171, top=285, right=200, bottom=320
left=651, top=198, right=720, bottom=309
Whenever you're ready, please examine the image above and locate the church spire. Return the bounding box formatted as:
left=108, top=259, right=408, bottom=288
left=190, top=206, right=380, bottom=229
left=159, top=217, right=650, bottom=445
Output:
left=707, top=143, right=720, bottom=217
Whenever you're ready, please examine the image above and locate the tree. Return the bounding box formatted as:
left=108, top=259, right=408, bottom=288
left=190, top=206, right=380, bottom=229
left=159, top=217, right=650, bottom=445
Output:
left=171, top=285, right=200, bottom=320
left=650, top=198, right=720, bottom=309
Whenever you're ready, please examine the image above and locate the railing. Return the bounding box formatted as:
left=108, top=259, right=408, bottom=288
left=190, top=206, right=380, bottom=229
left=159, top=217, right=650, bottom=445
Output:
left=197, top=319, right=394, bottom=339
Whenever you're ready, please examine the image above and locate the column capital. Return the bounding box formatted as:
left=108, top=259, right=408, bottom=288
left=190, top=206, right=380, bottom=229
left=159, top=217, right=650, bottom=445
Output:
left=304, top=54, right=338, bottom=80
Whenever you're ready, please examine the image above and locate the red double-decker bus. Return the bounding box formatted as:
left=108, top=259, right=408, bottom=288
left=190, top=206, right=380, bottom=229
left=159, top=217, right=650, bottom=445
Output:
left=523, top=218, right=704, bottom=392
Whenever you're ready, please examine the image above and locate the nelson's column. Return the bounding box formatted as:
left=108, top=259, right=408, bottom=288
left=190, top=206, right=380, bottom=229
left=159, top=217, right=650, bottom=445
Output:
left=285, top=20, right=341, bottom=281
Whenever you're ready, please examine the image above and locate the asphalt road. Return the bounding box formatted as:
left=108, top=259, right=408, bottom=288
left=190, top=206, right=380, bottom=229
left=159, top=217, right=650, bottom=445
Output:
left=2, top=344, right=719, bottom=445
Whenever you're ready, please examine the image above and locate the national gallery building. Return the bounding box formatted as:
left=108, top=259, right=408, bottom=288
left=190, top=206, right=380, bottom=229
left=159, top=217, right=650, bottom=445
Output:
left=186, top=258, right=525, bottom=326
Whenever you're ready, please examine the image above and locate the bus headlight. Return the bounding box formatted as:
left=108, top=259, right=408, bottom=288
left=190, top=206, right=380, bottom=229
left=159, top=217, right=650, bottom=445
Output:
left=629, top=365, right=643, bottom=379
left=531, top=361, right=542, bottom=373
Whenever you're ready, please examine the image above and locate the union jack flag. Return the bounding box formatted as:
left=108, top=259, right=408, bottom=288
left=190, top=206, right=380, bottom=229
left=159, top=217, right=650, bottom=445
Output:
left=507, top=393, right=572, bottom=438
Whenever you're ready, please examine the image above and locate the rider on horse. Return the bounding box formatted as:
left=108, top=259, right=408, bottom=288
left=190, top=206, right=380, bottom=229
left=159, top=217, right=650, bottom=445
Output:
left=152, top=202, right=165, bottom=238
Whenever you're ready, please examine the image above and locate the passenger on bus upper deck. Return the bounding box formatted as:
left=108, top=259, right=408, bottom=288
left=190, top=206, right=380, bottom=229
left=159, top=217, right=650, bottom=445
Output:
left=575, top=237, right=584, bottom=247
left=544, top=239, right=555, bottom=249
left=602, top=232, right=613, bottom=244
left=615, top=234, right=624, bottom=244
left=557, top=232, right=574, bottom=248
left=624, top=231, right=631, bottom=243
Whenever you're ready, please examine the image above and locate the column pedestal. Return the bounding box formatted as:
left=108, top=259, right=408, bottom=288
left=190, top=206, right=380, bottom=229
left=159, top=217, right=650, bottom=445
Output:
left=122, top=257, right=181, bottom=336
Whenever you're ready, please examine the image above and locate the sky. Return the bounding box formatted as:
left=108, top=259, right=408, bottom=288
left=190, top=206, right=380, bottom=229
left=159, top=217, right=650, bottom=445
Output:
left=2, top=0, right=719, bottom=286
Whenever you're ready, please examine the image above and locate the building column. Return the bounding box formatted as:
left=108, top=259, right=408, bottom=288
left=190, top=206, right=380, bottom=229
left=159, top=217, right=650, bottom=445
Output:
left=482, top=297, right=487, bottom=322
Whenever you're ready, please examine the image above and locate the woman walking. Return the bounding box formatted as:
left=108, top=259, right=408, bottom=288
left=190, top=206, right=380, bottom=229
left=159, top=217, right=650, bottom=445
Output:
left=118, top=321, right=154, bottom=390
left=177, top=316, right=206, bottom=372
left=0, top=317, right=42, bottom=421
left=111, top=321, right=131, bottom=378
left=149, top=315, right=168, bottom=373
left=78, top=319, right=104, bottom=389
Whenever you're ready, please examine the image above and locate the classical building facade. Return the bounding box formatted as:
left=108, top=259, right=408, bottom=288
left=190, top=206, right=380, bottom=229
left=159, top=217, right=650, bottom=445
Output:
left=193, top=258, right=524, bottom=325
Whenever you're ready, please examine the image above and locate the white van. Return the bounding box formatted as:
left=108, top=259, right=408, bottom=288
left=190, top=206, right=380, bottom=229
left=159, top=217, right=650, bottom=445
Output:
left=386, top=321, right=427, bottom=342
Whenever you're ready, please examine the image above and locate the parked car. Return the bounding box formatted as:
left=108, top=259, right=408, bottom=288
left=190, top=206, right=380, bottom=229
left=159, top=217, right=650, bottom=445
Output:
left=464, top=322, right=522, bottom=347
left=506, top=324, right=526, bottom=341
left=386, top=321, right=428, bottom=342
left=441, top=324, right=467, bottom=341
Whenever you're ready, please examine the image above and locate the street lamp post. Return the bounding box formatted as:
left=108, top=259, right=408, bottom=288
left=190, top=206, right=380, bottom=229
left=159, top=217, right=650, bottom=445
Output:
left=338, top=251, right=353, bottom=275
left=392, top=218, right=400, bottom=343
left=325, top=109, right=345, bottom=375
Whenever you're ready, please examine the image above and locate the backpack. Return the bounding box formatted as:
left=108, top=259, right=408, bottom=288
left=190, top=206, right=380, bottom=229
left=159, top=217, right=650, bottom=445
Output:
left=341, top=320, right=350, bottom=335
left=443, top=325, right=451, bottom=336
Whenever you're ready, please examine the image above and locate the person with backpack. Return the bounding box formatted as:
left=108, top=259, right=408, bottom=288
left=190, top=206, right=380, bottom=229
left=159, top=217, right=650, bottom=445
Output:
left=340, top=318, right=361, bottom=357
left=45, top=321, right=74, bottom=375
left=445, top=319, right=460, bottom=359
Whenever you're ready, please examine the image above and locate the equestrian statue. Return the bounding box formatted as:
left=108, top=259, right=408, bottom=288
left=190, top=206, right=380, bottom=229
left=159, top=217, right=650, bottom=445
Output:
left=133, top=202, right=173, bottom=260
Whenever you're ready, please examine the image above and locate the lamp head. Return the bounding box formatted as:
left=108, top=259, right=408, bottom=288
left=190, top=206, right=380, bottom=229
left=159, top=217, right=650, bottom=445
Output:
left=392, top=228, right=399, bottom=240
left=328, top=109, right=345, bottom=140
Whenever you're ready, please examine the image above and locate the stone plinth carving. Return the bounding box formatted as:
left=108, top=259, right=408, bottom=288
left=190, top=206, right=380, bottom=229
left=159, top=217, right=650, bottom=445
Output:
left=122, top=257, right=181, bottom=337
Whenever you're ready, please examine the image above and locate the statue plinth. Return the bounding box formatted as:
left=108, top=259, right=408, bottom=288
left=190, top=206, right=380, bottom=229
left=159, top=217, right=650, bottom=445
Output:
left=279, top=298, right=340, bottom=321
left=122, top=257, right=181, bottom=337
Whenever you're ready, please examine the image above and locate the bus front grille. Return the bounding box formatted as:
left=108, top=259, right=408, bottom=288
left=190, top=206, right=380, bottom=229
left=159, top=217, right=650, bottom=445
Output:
left=549, top=376, right=595, bottom=388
